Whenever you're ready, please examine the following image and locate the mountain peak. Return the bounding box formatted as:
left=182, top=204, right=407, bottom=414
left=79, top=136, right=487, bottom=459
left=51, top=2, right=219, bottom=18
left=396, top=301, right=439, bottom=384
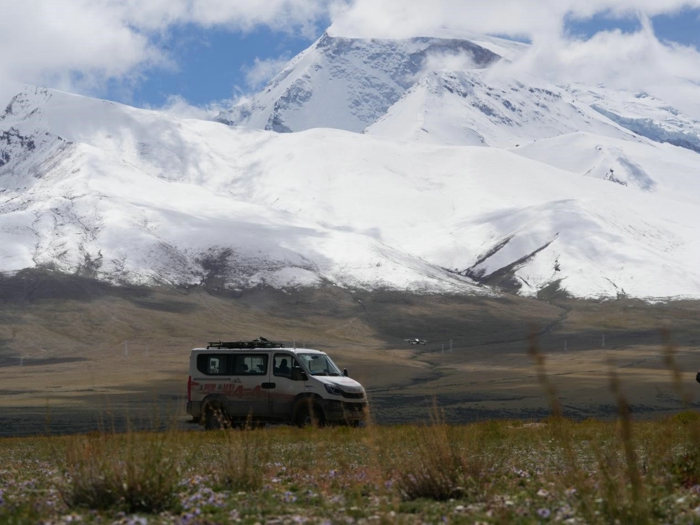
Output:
left=1, top=87, right=52, bottom=122
left=217, top=33, right=503, bottom=133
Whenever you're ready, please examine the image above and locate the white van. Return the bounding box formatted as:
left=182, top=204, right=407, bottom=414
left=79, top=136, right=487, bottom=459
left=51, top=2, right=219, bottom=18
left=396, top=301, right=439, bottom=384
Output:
left=186, top=338, right=368, bottom=429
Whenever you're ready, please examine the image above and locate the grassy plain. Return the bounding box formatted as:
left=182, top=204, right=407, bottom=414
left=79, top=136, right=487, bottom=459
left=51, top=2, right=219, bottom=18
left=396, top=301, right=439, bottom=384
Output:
left=4, top=414, right=700, bottom=523
left=1, top=271, right=700, bottom=523
left=0, top=271, right=699, bottom=434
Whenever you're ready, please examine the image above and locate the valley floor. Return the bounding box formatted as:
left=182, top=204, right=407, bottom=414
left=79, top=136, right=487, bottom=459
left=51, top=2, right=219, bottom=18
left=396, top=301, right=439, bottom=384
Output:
left=0, top=270, right=699, bottom=435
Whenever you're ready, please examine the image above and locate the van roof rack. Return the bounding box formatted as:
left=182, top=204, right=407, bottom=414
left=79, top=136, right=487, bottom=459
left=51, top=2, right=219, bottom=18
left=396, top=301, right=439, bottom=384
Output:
left=207, top=337, right=285, bottom=349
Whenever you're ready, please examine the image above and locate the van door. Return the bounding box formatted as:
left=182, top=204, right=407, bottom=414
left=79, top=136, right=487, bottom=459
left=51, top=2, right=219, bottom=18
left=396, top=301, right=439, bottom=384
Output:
left=272, top=353, right=304, bottom=417
left=226, top=353, right=272, bottom=418
left=195, top=353, right=234, bottom=402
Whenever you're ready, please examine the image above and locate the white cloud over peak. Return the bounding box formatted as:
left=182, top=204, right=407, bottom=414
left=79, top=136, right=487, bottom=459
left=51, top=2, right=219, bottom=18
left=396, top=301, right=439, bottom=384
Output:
left=2, top=0, right=700, bottom=118
left=148, top=94, right=230, bottom=120
left=329, top=0, right=700, bottom=40
left=242, top=55, right=292, bottom=89
left=490, top=14, right=700, bottom=117
left=328, top=1, right=700, bottom=118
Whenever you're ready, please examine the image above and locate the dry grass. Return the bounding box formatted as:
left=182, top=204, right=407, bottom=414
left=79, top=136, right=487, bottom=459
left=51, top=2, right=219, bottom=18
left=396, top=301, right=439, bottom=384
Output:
left=218, top=425, right=271, bottom=492
left=387, top=406, right=488, bottom=502
left=0, top=414, right=700, bottom=522
left=62, top=430, right=182, bottom=513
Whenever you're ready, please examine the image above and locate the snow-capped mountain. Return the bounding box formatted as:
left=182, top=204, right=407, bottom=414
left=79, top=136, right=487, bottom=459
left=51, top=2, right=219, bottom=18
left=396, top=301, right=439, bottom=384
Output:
left=217, top=32, right=504, bottom=133
left=2, top=85, right=700, bottom=300
left=365, top=70, right=632, bottom=147
left=570, top=85, right=700, bottom=154
left=219, top=31, right=700, bottom=200
left=0, top=87, right=485, bottom=294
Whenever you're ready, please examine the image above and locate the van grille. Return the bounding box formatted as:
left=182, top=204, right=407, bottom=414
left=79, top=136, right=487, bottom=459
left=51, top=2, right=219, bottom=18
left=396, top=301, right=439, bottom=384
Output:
left=342, top=402, right=367, bottom=412
left=341, top=392, right=364, bottom=399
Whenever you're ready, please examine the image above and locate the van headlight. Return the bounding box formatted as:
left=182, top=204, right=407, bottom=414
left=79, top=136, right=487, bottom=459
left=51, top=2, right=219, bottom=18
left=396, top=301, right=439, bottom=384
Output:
left=324, top=384, right=343, bottom=396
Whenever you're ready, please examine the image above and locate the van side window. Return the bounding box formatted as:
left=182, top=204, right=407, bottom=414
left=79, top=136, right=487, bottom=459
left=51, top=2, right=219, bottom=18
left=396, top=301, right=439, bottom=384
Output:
left=273, top=354, right=300, bottom=378
left=196, top=354, right=230, bottom=376
left=196, top=354, right=267, bottom=376
left=233, top=354, right=268, bottom=375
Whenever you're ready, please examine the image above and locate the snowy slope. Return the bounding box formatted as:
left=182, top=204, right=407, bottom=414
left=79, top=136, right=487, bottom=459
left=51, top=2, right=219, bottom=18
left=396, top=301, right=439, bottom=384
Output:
left=512, top=132, right=700, bottom=202
left=217, top=33, right=502, bottom=133
left=2, top=87, right=700, bottom=300
left=359, top=58, right=700, bottom=210
left=0, top=87, right=483, bottom=294
left=365, top=70, right=632, bottom=147
left=570, top=85, right=700, bottom=153
left=224, top=130, right=700, bottom=299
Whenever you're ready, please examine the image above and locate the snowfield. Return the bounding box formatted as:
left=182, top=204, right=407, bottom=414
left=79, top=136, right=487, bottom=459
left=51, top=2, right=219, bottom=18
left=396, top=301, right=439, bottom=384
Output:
left=0, top=88, right=486, bottom=295
left=2, top=31, right=700, bottom=300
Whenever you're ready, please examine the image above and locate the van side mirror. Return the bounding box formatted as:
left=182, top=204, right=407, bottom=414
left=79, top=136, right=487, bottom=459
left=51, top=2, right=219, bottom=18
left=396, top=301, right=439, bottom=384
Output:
left=292, top=368, right=308, bottom=382
left=343, top=368, right=349, bottom=377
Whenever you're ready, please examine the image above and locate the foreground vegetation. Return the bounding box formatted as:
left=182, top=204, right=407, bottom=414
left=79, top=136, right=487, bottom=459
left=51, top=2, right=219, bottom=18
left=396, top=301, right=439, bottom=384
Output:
left=2, top=332, right=699, bottom=523
left=3, top=411, right=700, bottom=524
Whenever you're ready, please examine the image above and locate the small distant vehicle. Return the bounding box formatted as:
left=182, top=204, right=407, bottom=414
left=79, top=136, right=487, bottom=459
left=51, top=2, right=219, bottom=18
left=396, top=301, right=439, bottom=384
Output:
left=187, top=338, right=368, bottom=429
left=405, top=338, right=427, bottom=345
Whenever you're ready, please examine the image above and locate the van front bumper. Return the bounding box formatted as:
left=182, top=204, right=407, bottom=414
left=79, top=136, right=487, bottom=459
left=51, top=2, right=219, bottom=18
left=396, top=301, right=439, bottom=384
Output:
left=321, top=400, right=368, bottom=423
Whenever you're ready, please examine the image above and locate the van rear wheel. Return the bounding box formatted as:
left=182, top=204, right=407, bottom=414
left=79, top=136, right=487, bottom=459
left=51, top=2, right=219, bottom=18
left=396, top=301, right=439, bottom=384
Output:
left=204, top=406, right=229, bottom=430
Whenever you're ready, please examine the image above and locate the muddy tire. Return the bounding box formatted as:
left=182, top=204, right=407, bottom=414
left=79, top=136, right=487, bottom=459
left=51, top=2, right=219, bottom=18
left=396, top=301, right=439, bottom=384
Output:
left=295, top=403, right=324, bottom=428
left=204, top=406, right=229, bottom=430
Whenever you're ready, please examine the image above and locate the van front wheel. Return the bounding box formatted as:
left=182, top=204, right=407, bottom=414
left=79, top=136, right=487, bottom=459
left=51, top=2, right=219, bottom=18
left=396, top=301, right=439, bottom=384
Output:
left=295, top=403, right=324, bottom=428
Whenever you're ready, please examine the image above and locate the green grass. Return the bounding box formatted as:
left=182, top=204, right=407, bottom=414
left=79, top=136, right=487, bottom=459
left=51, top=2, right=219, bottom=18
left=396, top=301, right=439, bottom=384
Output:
left=2, top=416, right=700, bottom=523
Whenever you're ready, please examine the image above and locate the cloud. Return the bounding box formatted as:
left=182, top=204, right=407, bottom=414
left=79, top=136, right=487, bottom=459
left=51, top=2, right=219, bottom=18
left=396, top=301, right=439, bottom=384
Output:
left=0, top=0, right=337, bottom=98
left=0, top=1, right=162, bottom=95
left=503, top=16, right=700, bottom=87
left=329, top=0, right=700, bottom=40
left=242, top=55, right=292, bottom=89
left=421, top=51, right=477, bottom=74
left=148, top=95, right=231, bottom=120
left=3, top=0, right=700, bottom=119
left=330, top=1, right=700, bottom=118
left=488, top=14, right=700, bottom=117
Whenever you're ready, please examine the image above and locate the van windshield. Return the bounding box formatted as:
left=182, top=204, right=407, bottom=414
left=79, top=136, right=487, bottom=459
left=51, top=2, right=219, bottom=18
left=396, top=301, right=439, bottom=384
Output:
left=297, top=353, right=342, bottom=376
